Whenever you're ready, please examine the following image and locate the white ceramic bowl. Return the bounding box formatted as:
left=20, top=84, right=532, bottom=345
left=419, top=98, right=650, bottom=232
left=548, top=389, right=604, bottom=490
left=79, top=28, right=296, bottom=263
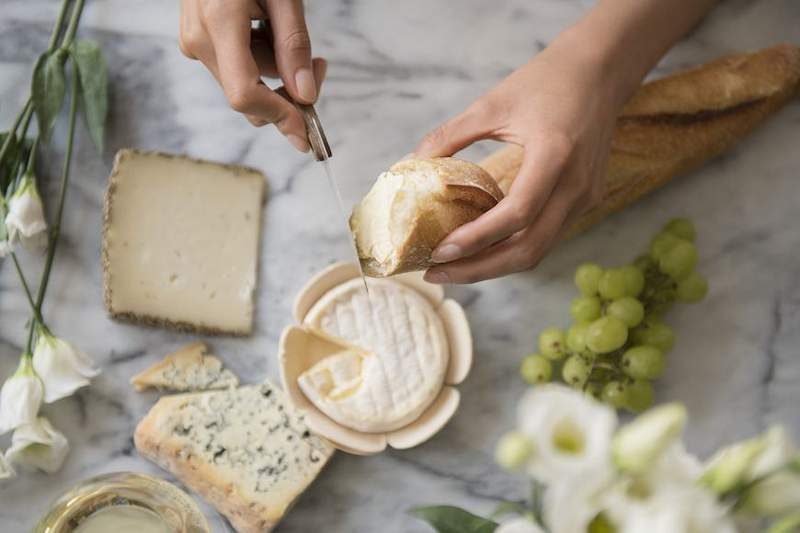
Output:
left=279, top=262, right=472, bottom=455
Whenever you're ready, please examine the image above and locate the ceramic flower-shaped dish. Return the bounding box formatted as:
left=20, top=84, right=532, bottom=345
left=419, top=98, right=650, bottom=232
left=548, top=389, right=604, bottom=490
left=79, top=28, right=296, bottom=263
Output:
left=279, top=262, right=472, bottom=455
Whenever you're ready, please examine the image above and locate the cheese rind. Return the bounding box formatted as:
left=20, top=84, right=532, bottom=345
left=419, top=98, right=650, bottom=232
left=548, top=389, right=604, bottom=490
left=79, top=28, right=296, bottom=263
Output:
left=300, top=278, right=449, bottom=433
left=102, top=149, right=265, bottom=335
left=130, top=341, right=239, bottom=392
left=134, top=381, right=334, bottom=533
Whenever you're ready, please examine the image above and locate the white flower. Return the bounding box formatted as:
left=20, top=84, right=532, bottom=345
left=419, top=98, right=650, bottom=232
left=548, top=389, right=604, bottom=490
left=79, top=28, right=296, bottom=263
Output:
left=495, top=516, right=546, bottom=533
left=33, top=327, right=100, bottom=403
left=612, top=403, right=687, bottom=475
left=516, top=385, right=617, bottom=485
left=5, top=416, right=69, bottom=474
left=0, top=356, right=43, bottom=435
left=544, top=477, right=608, bottom=533
left=0, top=451, right=15, bottom=480
left=5, top=173, right=47, bottom=248
left=604, top=443, right=736, bottom=533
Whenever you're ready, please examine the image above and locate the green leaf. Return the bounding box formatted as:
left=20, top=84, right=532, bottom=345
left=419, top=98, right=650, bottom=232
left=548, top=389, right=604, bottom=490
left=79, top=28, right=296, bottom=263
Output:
left=71, top=39, right=108, bottom=153
left=490, top=501, right=526, bottom=520
left=409, top=506, right=499, bottom=533
left=0, top=201, right=7, bottom=243
left=31, top=49, right=68, bottom=142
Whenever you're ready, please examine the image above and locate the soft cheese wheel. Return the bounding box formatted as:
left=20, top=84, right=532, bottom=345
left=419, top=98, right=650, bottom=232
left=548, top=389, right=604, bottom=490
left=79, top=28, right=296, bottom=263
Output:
left=299, top=278, right=449, bottom=433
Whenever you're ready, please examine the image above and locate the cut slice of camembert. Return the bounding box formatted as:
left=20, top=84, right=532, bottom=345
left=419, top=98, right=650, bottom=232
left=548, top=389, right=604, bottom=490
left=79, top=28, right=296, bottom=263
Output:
left=130, top=341, right=239, bottom=392
left=298, top=278, right=449, bottom=433
left=134, top=381, right=334, bottom=533
left=102, top=149, right=265, bottom=335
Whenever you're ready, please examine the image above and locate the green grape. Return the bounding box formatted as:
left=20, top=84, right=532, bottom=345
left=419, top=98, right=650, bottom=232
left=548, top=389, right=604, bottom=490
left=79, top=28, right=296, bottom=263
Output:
left=659, top=240, right=698, bottom=280
left=598, top=269, right=627, bottom=300
left=584, top=382, right=603, bottom=401
left=625, top=380, right=655, bottom=413
left=566, top=323, right=589, bottom=353
left=676, top=271, right=708, bottom=302
left=601, top=381, right=629, bottom=409
left=575, top=262, right=604, bottom=296
left=562, top=355, right=592, bottom=387
left=607, top=297, right=645, bottom=328
left=538, top=328, right=567, bottom=360
left=495, top=431, right=534, bottom=470
left=570, top=296, right=602, bottom=322
left=649, top=232, right=682, bottom=261
left=664, top=217, right=696, bottom=242
left=620, top=265, right=645, bottom=297
left=622, top=345, right=665, bottom=380
left=633, top=254, right=654, bottom=273
left=586, top=316, right=628, bottom=353
left=520, top=354, right=553, bottom=384
left=631, top=319, right=675, bottom=353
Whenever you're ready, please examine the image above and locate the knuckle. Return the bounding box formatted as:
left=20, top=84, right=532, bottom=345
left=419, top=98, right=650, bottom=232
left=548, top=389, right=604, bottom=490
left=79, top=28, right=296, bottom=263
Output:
left=547, top=133, right=576, bottom=166
left=226, top=85, right=256, bottom=113
left=507, top=199, right=535, bottom=228
left=422, top=125, right=449, bottom=149
left=281, top=28, right=312, bottom=54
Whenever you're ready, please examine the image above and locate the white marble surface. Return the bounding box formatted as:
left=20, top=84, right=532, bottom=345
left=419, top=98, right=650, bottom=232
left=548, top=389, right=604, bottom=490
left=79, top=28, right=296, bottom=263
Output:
left=1, top=0, right=799, bottom=531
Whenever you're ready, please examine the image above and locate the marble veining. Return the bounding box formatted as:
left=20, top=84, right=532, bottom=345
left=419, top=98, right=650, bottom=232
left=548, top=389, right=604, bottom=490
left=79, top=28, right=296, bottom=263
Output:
left=1, top=0, right=799, bottom=531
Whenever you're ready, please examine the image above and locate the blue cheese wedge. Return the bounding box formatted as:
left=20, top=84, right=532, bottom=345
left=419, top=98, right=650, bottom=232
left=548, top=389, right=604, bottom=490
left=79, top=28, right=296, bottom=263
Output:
left=134, top=381, right=334, bottom=533
left=130, top=341, right=239, bottom=392
left=102, top=149, right=265, bottom=336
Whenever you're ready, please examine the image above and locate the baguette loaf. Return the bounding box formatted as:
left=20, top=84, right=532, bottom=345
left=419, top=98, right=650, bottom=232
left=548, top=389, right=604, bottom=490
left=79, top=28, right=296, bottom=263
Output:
left=350, top=157, right=503, bottom=276
left=481, top=43, right=800, bottom=236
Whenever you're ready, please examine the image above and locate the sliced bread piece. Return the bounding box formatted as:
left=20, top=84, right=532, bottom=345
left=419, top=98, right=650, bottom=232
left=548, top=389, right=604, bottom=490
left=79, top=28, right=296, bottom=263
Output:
left=130, top=341, right=239, bottom=392
left=134, top=381, right=334, bottom=533
left=350, top=157, right=503, bottom=277
left=103, top=149, right=266, bottom=335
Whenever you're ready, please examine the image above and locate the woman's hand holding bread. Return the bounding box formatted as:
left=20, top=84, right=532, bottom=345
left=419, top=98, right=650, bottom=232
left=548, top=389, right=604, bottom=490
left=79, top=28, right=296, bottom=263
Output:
left=416, top=0, right=718, bottom=284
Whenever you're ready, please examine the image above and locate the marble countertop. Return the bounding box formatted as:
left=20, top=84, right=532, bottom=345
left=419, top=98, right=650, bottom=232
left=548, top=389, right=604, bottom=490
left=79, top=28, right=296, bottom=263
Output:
left=1, top=0, right=799, bottom=531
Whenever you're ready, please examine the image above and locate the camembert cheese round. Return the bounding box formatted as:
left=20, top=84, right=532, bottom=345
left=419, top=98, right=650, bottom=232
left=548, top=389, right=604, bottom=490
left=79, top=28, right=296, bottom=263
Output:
left=298, top=278, right=449, bottom=433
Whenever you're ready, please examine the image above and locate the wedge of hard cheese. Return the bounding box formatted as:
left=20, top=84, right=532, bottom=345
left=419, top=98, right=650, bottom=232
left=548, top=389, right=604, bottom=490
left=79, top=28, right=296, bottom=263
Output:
left=134, top=381, right=334, bottom=533
left=103, top=149, right=266, bottom=335
left=130, top=341, right=239, bottom=392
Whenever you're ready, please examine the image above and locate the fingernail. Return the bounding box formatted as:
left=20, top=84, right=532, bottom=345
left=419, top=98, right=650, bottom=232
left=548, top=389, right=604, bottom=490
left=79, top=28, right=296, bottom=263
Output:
left=431, top=244, right=462, bottom=263
left=295, top=67, right=316, bottom=102
left=424, top=271, right=451, bottom=284
left=288, top=134, right=310, bottom=153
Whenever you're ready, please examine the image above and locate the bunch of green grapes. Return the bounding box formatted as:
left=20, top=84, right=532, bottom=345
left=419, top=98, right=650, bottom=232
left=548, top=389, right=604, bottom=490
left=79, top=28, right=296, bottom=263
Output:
left=520, top=218, right=708, bottom=412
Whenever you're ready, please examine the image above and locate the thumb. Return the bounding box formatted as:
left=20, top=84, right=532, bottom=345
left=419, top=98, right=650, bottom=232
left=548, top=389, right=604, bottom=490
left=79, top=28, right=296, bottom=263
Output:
left=414, top=101, right=496, bottom=158
left=268, top=0, right=316, bottom=103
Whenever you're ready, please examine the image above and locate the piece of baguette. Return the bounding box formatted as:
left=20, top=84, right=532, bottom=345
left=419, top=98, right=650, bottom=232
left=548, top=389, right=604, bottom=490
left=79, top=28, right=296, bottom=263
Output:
left=134, top=381, right=334, bottom=533
left=480, top=44, right=800, bottom=236
left=130, top=341, right=239, bottom=392
left=350, top=157, right=503, bottom=276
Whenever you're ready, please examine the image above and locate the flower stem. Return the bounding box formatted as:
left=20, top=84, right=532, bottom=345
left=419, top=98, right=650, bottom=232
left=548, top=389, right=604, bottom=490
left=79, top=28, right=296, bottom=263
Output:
left=0, top=101, right=32, bottom=180
left=33, top=63, right=80, bottom=314
left=11, top=253, right=39, bottom=319
left=61, top=0, right=85, bottom=49
left=47, top=0, right=73, bottom=52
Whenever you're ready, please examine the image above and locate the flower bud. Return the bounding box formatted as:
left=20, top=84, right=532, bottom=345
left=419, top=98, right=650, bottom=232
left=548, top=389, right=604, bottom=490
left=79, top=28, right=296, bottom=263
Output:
left=612, top=403, right=687, bottom=475
left=4, top=416, right=69, bottom=474
left=495, top=431, right=534, bottom=471
left=33, top=327, right=100, bottom=403
left=0, top=356, right=43, bottom=435
left=701, top=436, right=767, bottom=494
left=4, top=171, right=47, bottom=249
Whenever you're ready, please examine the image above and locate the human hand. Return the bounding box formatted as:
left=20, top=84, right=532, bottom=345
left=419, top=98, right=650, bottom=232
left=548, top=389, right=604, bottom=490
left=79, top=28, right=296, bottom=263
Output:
left=415, top=37, right=629, bottom=284
left=179, top=0, right=326, bottom=152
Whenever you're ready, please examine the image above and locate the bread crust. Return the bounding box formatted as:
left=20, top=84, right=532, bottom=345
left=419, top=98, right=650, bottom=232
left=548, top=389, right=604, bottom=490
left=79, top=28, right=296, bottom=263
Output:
left=355, top=158, right=502, bottom=276
left=479, top=44, right=800, bottom=236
